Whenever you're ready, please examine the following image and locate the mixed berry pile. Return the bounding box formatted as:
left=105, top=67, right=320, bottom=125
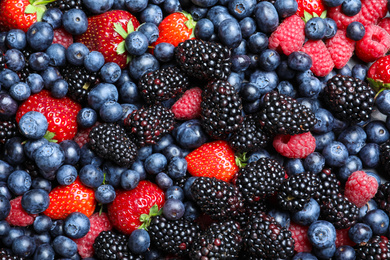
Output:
left=2, top=0, right=390, bottom=259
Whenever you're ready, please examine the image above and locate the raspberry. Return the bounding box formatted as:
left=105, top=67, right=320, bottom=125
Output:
left=73, top=213, right=112, bottom=258
left=300, top=40, right=334, bottom=77
left=289, top=222, right=312, bottom=253
left=326, top=30, right=355, bottom=69
left=273, top=132, right=316, bottom=159
left=53, top=27, right=74, bottom=48
left=378, top=17, right=390, bottom=35
left=344, top=171, right=379, bottom=208
left=355, top=24, right=390, bottom=63
left=327, top=5, right=363, bottom=30
left=268, top=15, right=306, bottom=56
left=335, top=228, right=356, bottom=248
left=5, top=196, right=37, bottom=226
left=73, top=122, right=100, bottom=148
left=171, top=87, right=202, bottom=120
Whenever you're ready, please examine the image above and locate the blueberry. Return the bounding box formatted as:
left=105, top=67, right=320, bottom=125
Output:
left=130, top=160, right=147, bottom=180
left=0, top=195, right=10, bottom=220
left=240, top=82, right=262, bottom=102
left=348, top=222, right=372, bottom=244
left=5, top=49, right=25, bottom=71
left=145, top=153, right=167, bottom=175
left=337, top=155, right=363, bottom=183
left=292, top=198, right=320, bottom=226
left=155, top=172, right=173, bottom=191
left=338, top=125, right=367, bottom=154
left=153, top=135, right=174, bottom=153
left=165, top=185, right=184, bottom=201
left=254, top=2, right=279, bottom=33
left=137, top=23, right=159, bottom=44
left=248, top=149, right=271, bottom=163
left=4, top=137, right=25, bottom=166
left=312, top=108, right=334, bottom=134
left=305, top=17, right=327, bottom=40
left=99, top=101, right=123, bottom=123
left=125, top=0, right=148, bottom=12
left=288, top=51, right=313, bottom=72
left=183, top=201, right=200, bottom=221
left=207, top=6, right=233, bottom=30
left=167, top=157, right=187, bottom=180
left=346, top=21, right=365, bottom=41
left=125, top=31, right=149, bottom=56
left=312, top=243, right=336, bottom=259
left=292, top=252, right=318, bottom=260
left=95, top=184, right=116, bottom=204
left=0, top=220, right=10, bottom=237
left=45, top=44, right=67, bottom=67
left=163, top=199, right=185, bottom=220
left=140, top=4, right=163, bottom=24
left=228, top=0, right=256, bottom=19
left=23, top=138, right=47, bottom=161
left=29, top=52, right=50, bottom=71
left=324, top=18, right=338, bottom=39
left=363, top=209, right=389, bottom=236
left=129, top=53, right=159, bottom=80
left=76, top=108, right=97, bottom=129
left=12, top=235, right=36, bottom=258
left=335, top=64, right=352, bottom=76
left=50, top=79, right=68, bottom=98
left=284, top=158, right=305, bottom=176
left=64, top=212, right=90, bottom=239
left=274, top=0, right=298, bottom=18
left=322, top=141, right=349, bottom=167
left=358, top=199, right=378, bottom=221
left=307, top=220, right=336, bottom=249
left=258, top=49, right=280, bottom=72
left=173, top=119, right=208, bottom=149
left=88, top=83, right=119, bottom=110
left=21, top=188, right=50, bottom=214
left=9, top=82, right=31, bottom=101
left=33, top=215, right=53, bottom=234
left=56, top=165, right=78, bottom=185
left=34, top=244, right=56, bottom=260
left=50, top=219, right=64, bottom=238
left=342, top=0, right=362, bottom=16
left=218, top=18, right=242, bottom=49
left=32, top=177, right=52, bottom=193
left=80, top=144, right=103, bottom=167
left=79, top=164, right=104, bottom=188
left=268, top=209, right=290, bottom=228
left=60, top=140, right=80, bottom=166
left=121, top=170, right=140, bottom=190
left=163, top=0, right=182, bottom=13
left=189, top=5, right=208, bottom=21
left=296, top=97, right=319, bottom=112
left=358, top=143, right=380, bottom=168
left=367, top=171, right=381, bottom=186
left=83, top=0, right=114, bottom=14
left=0, top=69, right=20, bottom=90
left=194, top=18, right=214, bottom=41
left=19, top=111, right=48, bottom=140
left=298, top=76, right=322, bottom=98
left=66, top=42, right=90, bottom=66
left=62, top=9, right=88, bottom=35
left=276, top=61, right=296, bottom=80
left=323, top=0, right=344, bottom=7
left=40, top=66, right=61, bottom=89
left=228, top=72, right=244, bottom=92
left=249, top=70, right=278, bottom=95
left=352, top=63, right=368, bottom=81
left=119, top=81, right=140, bottom=103
left=34, top=142, right=65, bottom=173
left=6, top=29, right=26, bottom=50
left=247, top=32, right=268, bottom=54
left=137, top=146, right=153, bottom=161
left=304, top=152, right=325, bottom=174
left=2, top=227, right=24, bottom=247
left=52, top=235, right=77, bottom=258
left=0, top=183, right=11, bottom=201
left=192, top=0, right=218, bottom=7
left=154, top=42, right=175, bottom=63
left=26, top=22, right=54, bottom=51
left=365, top=120, right=389, bottom=144
left=334, top=245, right=356, bottom=260
left=128, top=229, right=150, bottom=254
left=7, top=170, right=31, bottom=195
left=0, top=160, right=14, bottom=183
left=34, top=232, right=51, bottom=246
left=42, top=8, right=63, bottom=29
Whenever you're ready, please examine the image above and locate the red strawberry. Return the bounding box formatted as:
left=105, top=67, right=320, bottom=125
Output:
left=53, top=27, right=74, bottom=48
left=6, top=196, right=37, bottom=226
left=43, top=177, right=96, bottom=220
left=367, top=55, right=390, bottom=92
left=326, top=30, right=355, bottom=69
left=185, top=140, right=239, bottom=182
left=73, top=213, right=112, bottom=258
left=152, top=11, right=196, bottom=50
left=268, top=15, right=306, bottom=56
left=15, top=90, right=81, bottom=143
left=171, top=87, right=202, bottom=120
left=300, top=40, right=334, bottom=77
left=355, top=24, right=390, bottom=63
left=107, top=180, right=165, bottom=235
left=76, top=10, right=140, bottom=69
left=296, top=0, right=326, bottom=18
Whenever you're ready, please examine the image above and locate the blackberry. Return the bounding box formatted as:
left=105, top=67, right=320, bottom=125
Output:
left=277, top=171, right=320, bottom=212
left=175, top=39, right=232, bottom=81
left=189, top=220, right=242, bottom=259
left=0, top=120, right=19, bottom=145
left=88, top=123, right=138, bottom=167
left=191, top=177, right=245, bottom=220
left=93, top=231, right=144, bottom=260
left=0, top=248, right=24, bottom=260
left=243, top=212, right=295, bottom=259
left=319, top=194, right=359, bottom=229
left=201, top=80, right=243, bottom=139
left=22, top=160, right=40, bottom=179
left=124, top=105, right=175, bottom=147
left=313, top=168, right=341, bottom=203
left=148, top=215, right=200, bottom=257
left=256, top=91, right=317, bottom=136
left=138, top=66, right=189, bottom=105
left=0, top=50, right=5, bottom=70
left=17, top=48, right=34, bottom=82
left=322, top=74, right=375, bottom=123
left=228, top=114, right=270, bottom=153
left=46, top=0, right=84, bottom=12
left=233, top=202, right=268, bottom=229
left=61, top=65, right=100, bottom=104
left=374, top=182, right=390, bottom=215
left=380, top=139, right=390, bottom=176
left=234, top=157, right=285, bottom=204
left=355, top=235, right=390, bottom=259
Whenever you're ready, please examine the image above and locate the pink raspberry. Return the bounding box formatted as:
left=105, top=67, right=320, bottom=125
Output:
left=326, top=30, right=355, bottom=69
left=53, top=27, right=74, bottom=48
left=6, top=196, right=37, bottom=226
left=359, top=0, right=388, bottom=26
left=289, top=222, right=312, bottom=253
left=300, top=40, right=334, bottom=77
left=73, top=212, right=112, bottom=258
left=335, top=228, right=356, bottom=248
left=273, top=132, right=316, bottom=159
left=344, top=171, right=378, bottom=208
left=355, top=24, right=390, bottom=63
left=171, top=87, right=202, bottom=120
left=378, top=17, right=390, bottom=35
left=73, top=122, right=100, bottom=148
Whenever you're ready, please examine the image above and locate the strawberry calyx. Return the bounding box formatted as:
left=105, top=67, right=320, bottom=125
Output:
left=182, top=11, right=197, bottom=39
left=138, top=204, right=162, bottom=230
left=302, top=10, right=327, bottom=23
left=43, top=131, right=58, bottom=143
left=367, top=77, right=390, bottom=96
left=114, top=20, right=136, bottom=64
left=235, top=152, right=248, bottom=169
left=24, top=0, right=57, bottom=21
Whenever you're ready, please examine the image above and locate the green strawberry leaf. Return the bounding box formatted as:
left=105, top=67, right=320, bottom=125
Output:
left=35, top=6, right=46, bottom=21
left=114, top=22, right=129, bottom=39
left=43, top=131, right=58, bottom=143
left=127, top=20, right=135, bottom=34
left=116, top=41, right=126, bottom=55
left=24, top=5, right=39, bottom=14
left=367, top=77, right=390, bottom=93
left=235, top=152, right=248, bottom=169
left=182, top=11, right=197, bottom=38
left=320, top=10, right=327, bottom=19
left=312, top=12, right=319, bottom=17
left=138, top=204, right=162, bottom=230
left=303, top=10, right=313, bottom=23
left=126, top=55, right=132, bottom=64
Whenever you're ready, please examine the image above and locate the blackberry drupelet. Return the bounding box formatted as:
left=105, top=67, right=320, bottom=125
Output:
left=23, top=160, right=40, bottom=179
left=173, top=172, right=191, bottom=189
left=355, top=235, right=390, bottom=259
left=0, top=50, right=5, bottom=70
left=61, top=65, right=100, bottom=104
left=138, top=66, right=189, bottom=105
left=93, top=231, right=144, bottom=260
left=313, top=168, right=341, bottom=203
left=189, top=220, right=242, bottom=259
left=374, top=182, right=390, bottom=216
left=148, top=215, right=200, bottom=257
left=233, top=202, right=268, bottom=229
left=46, top=0, right=84, bottom=12
left=124, top=105, right=175, bottom=147
left=88, top=123, right=137, bottom=168
left=190, top=177, right=245, bottom=220
left=201, top=80, right=243, bottom=140
left=277, top=171, right=320, bottom=212
left=322, top=74, right=375, bottom=123
left=243, top=212, right=295, bottom=259
left=380, top=139, right=390, bottom=176
left=17, top=48, right=34, bottom=82
left=0, top=248, right=24, bottom=260
left=0, top=120, right=19, bottom=145
left=320, top=194, right=359, bottom=229
left=228, top=114, right=270, bottom=153
left=256, top=91, right=317, bottom=136
left=234, top=157, right=285, bottom=204
left=175, top=39, right=232, bottom=81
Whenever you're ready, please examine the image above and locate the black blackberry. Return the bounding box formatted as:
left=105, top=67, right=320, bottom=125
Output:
left=355, top=235, right=390, bottom=259
left=175, top=39, right=232, bottom=81
left=234, top=157, right=285, bottom=204
left=93, top=231, right=144, bottom=260
left=138, top=66, right=189, bottom=105
left=46, top=0, right=84, bottom=12
left=256, top=91, right=317, bottom=136
left=320, top=194, right=359, bottom=229
left=374, top=182, right=390, bottom=215
left=148, top=215, right=200, bottom=256
left=88, top=123, right=138, bottom=167
left=228, top=114, right=270, bottom=153
left=16, top=48, right=33, bottom=81
left=313, top=168, right=341, bottom=203
left=191, top=177, right=245, bottom=220
left=0, top=50, right=5, bottom=70
left=22, top=160, right=40, bottom=179
left=61, top=65, right=100, bottom=104
left=277, top=171, right=320, bottom=212
left=380, top=139, right=390, bottom=176
left=201, top=80, right=243, bottom=139
left=233, top=202, right=268, bottom=229
left=0, top=120, right=19, bottom=145
left=189, top=220, right=242, bottom=259
left=124, top=105, right=175, bottom=147
left=322, top=74, right=375, bottom=123
left=243, top=212, right=295, bottom=259
left=0, top=248, right=24, bottom=260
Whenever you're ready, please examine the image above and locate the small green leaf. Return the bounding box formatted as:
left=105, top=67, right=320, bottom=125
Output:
left=43, top=131, right=58, bottom=143
left=139, top=214, right=149, bottom=223
left=367, top=77, right=390, bottom=93
left=35, top=6, right=46, bottom=21
left=116, top=41, right=126, bottom=55
left=149, top=205, right=159, bottom=216
left=127, top=21, right=135, bottom=34
left=113, top=23, right=128, bottom=39
left=320, top=10, right=327, bottom=19
left=24, top=5, right=38, bottom=14
left=303, top=10, right=313, bottom=23
left=126, top=55, right=132, bottom=64
left=34, top=0, right=57, bottom=5
left=312, top=12, right=319, bottom=17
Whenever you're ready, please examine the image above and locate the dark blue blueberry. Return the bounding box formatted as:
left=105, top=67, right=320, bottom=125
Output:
left=163, top=0, right=182, bottom=13
left=334, top=245, right=356, bottom=260
left=375, top=89, right=390, bottom=115
left=34, top=142, right=65, bottom=173
left=137, top=23, right=159, bottom=44
left=218, top=18, right=242, bottom=49
left=249, top=69, right=278, bottom=95
left=162, top=199, right=185, bottom=220
left=155, top=172, right=173, bottom=191
left=56, top=165, right=78, bottom=186
left=50, top=220, right=64, bottom=238
left=162, top=144, right=183, bottom=161
left=83, top=51, right=105, bottom=72
left=0, top=32, right=6, bottom=52
left=33, top=215, right=52, bottom=234
left=276, top=61, right=296, bottom=80
left=338, top=125, right=367, bottom=154
left=305, top=17, right=327, bottom=40
left=130, top=160, right=147, bottom=180
left=358, top=143, right=380, bottom=168
left=137, top=146, right=153, bottom=161
left=119, top=82, right=140, bottom=104
left=228, top=0, right=256, bottom=19
left=352, top=63, right=368, bottom=81
left=239, top=17, right=256, bottom=39
left=29, top=52, right=50, bottom=71
left=12, top=235, right=36, bottom=258
left=337, top=155, right=363, bottom=183
left=324, top=18, right=338, bottom=39
left=46, top=43, right=66, bottom=67
left=40, top=66, right=61, bottom=89
left=31, top=177, right=51, bottom=193
left=268, top=209, right=290, bottom=228
left=154, top=42, right=175, bottom=63
left=228, top=72, right=244, bottom=92
left=129, top=53, right=159, bottom=80
left=358, top=199, right=378, bottom=221
left=165, top=185, right=184, bottom=201
left=6, top=29, right=26, bottom=50
left=346, top=21, right=365, bottom=41
left=274, top=0, right=298, bottom=18
left=312, top=108, right=334, bottom=134
left=298, top=76, right=322, bottom=98
left=304, top=152, right=325, bottom=174
left=277, top=81, right=296, bottom=98
left=80, top=144, right=103, bottom=167
left=99, top=101, right=123, bottom=123
left=4, top=137, right=25, bottom=166
left=292, top=252, right=318, bottom=260
left=332, top=118, right=349, bottom=135
left=342, top=0, right=362, bottom=16
left=183, top=201, right=200, bottom=221
left=0, top=220, right=10, bottom=236
left=192, top=0, right=219, bottom=7
left=323, top=0, right=344, bottom=7
left=7, top=170, right=31, bottom=195
left=247, top=32, right=268, bottom=54
left=64, top=212, right=90, bottom=239
left=292, top=198, right=320, bottom=226
left=83, top=0, right=114, bottom=14
left=21, top=188, right=49, bottom=214
left=88, top=83, right=118, bottom=110
left=9, top=82, right=31, bottom=101
left=0, top=69, right=20, bottom=90
left=247, top=53, right=260, bottom=69
left=100, top=62, right=122, bottom=84
left=363, top=209, right=389, bottom=236
left=307, top=220, right=336, bottom=249
left=76, top=108, right=97, bottom=129
left=296, top=69, right=314, bottom=84
left=0, top=183, right=12, bottom=201
left=288, top=51, right=313, bottom=72
left=51, top=79, right=68, bottom=98
left=365, top=120, right=389, bottom=144
left=248, top=148, right=270, bottom=163
left=335, top=64, right=352, bottom=76
left=312, top=243, right=336, bottom=259
left=34, top=244, right=56, bottom=260
left=258, top=49, right=280, bottom=72
left=42, top=8, right=63, bottom=29
left=231, top=54, right=251, bottom=72
left=153, top=135, right=174, bottom=153
left=79, top=164, right=104, bottom=188
left=95, top=184, right=116, bottom=204
left=284, top=158, right=305, bottom=176
left=102, top=161, right=126, bottom=187
left=195, top=18, right=214, bottom=41
left=240, top=82, right=261, bottom=102
left=254, top=2, right=279, bottom=33
left=145, top=153, right=167, bottom=174
left=125, top=31, right=149, bottom=56
left=173, top=119, right=208, bottom=149
left=322, top=141, right=349, bottom=167
left=26, top=22, right=54, bottom=51
left=128, top=229, right=150, bottom=254
left=66, top=42, right=89, bottom=66
left=121, top=170, right=140, bottom=190
left=144, top=247, right=163, bottom=260
left=189, top=5, right=208, bottom=21
left=2, top=227, right=24, bottom=247
left=0, top=160, right=13, bottom=183
left=62, top=9, right=88, bottom=35
left=0, top=195, right=10, bottom=220
left=18, top=111, right=48, bottom=140
left=52, top=235, right=77, bottom=258
left=5, top=49, right=25, bottom=71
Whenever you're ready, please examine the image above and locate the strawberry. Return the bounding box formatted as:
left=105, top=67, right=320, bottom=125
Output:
left=76, top=10, right=140, bottom=69
left=367, top=55, right=390, bottom=92
left=15, top=90, right=81, bottom=143
left=43, top=177, right=96, bottom=220
left=171, top=87, right=202, bottom=120
left=107, top=180, right=165, bottom=235
left=53, top=27, right=74, bottom=48
left=300, top=39, right=334, bottom=77
left=185, top=140, right=239, bottom=182
left=355, top=24, right=390, bottom=63
left=6, top=196, right=37, bottom=226
left=0, top=0, right=55, bottom=32
left=296, top=0, right=326, bottom=18
left=326, top=30, right=355, bottom=69
left=268, top=15, right=306, bottom=56
left=151, top=11, right=196, bottom=50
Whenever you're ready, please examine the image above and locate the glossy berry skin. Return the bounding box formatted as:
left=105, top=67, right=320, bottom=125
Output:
left=167, top=157, right=187, bottom=179
left=62, top=9, right=88, bottom=35
left=60, top=140, right=80, bottom=166
left=259, top=49, right=281, bottom=72
left=87, top=83, right=118, bottom=111
left=363, top=209, right=389, bottom=236
left=162, top=198, right=185, bottom=220
left=4, top=49, right=25, bottom=71
left=26, top=22, right=54, bottom=51
left=352, top=64, right=368, bottom=81
left=145, top=153, right=168, bottom=175
left=312, top=108, right=334, bottom=134
left=304, top=152, right=325, bottom=174
left=275, top=0, right=298, bottom=18
left=341, top=0, right=362, bottom=16
left=305, top=17, right=327, bottom=40
left=288, top=51, right=312, bottom=72
left=334, top=245, right=356, bottom=260
left=285, top=158, right=305, bottom=176
left=64, top=212, right=90, bottom=239
left=95, top=184, right=116, bottom=204
left=7, top=170, right=31, bottom=195
left=365, top=121, right=389, bottom=144
left=0, top=195, right=11, bottom=220
left=120, top=170, right=140, bottom=190
left=248, top=32, right=268, bottom=54
left=99, top=101, right=123, bottom=123
left=348, top=223, right=372, bottom=244
left=6, top=29, right=26, bottom=50
left=0, top=0, right=40, bottom=32
left=33, top=215, right=52, bottom=234
left=165, top=186, right=184, bottom=201
left=296, top=0, right=326, bottom=17
left=298, top=76, right=322, bottom=98
left=79, top=164, right=104, bottom=188
left=34, top=142, right=65, bottom=174
left=56, top=165, right=78, bottom=186
left=128, top=229, right=150, bottom=254
left=42, top=7, right=63, bottom=29
left=125, top=31, right=149, bottom=56
left=337, top=155, right=363, bottom=183
left=307, top=220, right=337, bottom=249
left=292, top=198, right=320, bottom=226
left=173, top=120, right=208, bottom=149
left=195, top=18, right=214, bottom=40
left=254, top=2, right=279, bottom=33
left=34, top=244, right=55, bottom=260
left=52, top=235, right=77, bottom=258
left=338, top=126, right=367, bottom=155
left=21, top=188, right=50, bottom=214
left=12, top=235, right=36, bottom=258
left=346, top=21, right=365, bottom=41
left=358, top=143, right=380, bottom=168
left=9, top=82, right=31, bottom=101
left=322, top=141, right=349, bottom=167
left=18, top=111, right=48, bottom=139
left=154, top=42, right=175, bottom=62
